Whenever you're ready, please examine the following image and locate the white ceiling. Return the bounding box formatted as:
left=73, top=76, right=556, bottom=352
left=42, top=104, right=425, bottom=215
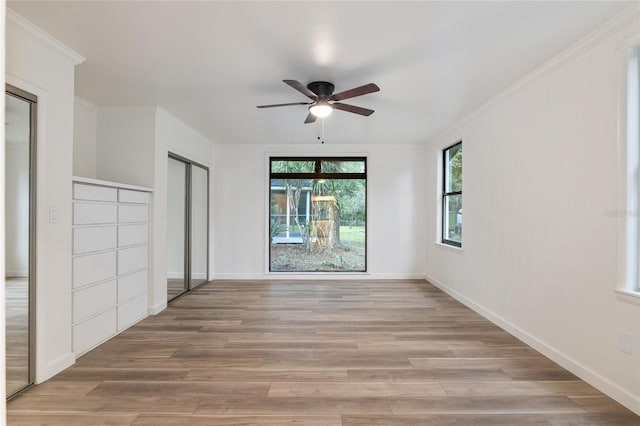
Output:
left=7, top=1, right=634, bottom=145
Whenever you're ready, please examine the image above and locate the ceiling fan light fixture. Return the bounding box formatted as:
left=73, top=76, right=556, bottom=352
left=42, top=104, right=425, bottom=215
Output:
left=309, top=103, right=333, bottom=118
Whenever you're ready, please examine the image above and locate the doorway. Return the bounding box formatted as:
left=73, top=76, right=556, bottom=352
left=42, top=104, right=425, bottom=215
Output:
left=5, top=85, right=36, bottom=398
left=167, top=154, right=209, bottom=301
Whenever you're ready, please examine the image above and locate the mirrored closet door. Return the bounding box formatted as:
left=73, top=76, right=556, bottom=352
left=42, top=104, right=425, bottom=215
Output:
left=167, top=154, right=209, bottom=302
left=5, top=85, right=36, bottom=398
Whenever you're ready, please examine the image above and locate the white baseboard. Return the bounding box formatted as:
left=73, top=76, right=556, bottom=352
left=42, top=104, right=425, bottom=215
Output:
left=36, top=351, right=75, bottom=384
left=149, top=301, right=167, bottom=315
left=425, top=273, right=640, bottom=416
left=211, top=273, right=426, bottom=281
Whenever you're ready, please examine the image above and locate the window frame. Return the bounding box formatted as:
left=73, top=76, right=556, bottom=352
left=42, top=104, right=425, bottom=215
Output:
left=441, top=141, right=462, bottom=248
left=268, top=156, right=367, bottom=273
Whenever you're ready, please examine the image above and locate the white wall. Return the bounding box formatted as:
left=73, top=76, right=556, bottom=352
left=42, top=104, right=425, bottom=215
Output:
left=96, top=107, right=156, bottom=188
left=95, top=107, right=214, bottom=314
left=152, top=108, right=214, bottom=312
left=6, top=10, right=85, bottom=382
left=213, top=143, right=427, bottom=279
left=425, top=15, right=640, bottom=414
left=73, top=96, right=98, bottom=178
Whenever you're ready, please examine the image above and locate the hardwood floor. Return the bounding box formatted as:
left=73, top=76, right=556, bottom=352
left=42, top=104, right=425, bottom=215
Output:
left=7, top=280, right=639, bottom=425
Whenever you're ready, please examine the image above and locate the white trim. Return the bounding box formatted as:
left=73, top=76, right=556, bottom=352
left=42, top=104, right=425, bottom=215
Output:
left=148, top=301, right=167, bottom=315
left=431, top=6, right=640, bottom=145
left=426, top=273, right=640, bottom=416
left=37, top=352, right=75, bottom=385
left=212, top=273, right=425, bottom=281
left=73, top=176, right=153, bottom=193
left=616, top=29, right=640, bottom=301
left=7, top=9, right=85, bottom=65
left=6, top=74, right=51, bottom=385
left=615, top=289, right=640, bottom=306
left=434, top=241, right=464, bottom=255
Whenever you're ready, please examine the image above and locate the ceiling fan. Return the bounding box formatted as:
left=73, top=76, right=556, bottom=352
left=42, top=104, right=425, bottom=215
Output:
left=257, top=80, right=380, bottom=123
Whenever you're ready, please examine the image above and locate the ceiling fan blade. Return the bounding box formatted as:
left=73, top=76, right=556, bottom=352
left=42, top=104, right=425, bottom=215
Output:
left=330, top=83, right=380, bottom=101
left=304, top=112, right=317, bottom=124
left=256, top=102, right=311, bottom=109
left=332, top=102, right=375, bottom=116
left=283, top=80, right=318, bottom=99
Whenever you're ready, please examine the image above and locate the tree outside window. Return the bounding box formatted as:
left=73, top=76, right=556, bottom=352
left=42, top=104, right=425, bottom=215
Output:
left=443, top=142, right=462, bottom=247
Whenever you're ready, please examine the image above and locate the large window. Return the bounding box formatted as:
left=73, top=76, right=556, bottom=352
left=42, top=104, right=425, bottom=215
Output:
left=442, top=142, right=462, bottom=247
left=269, top=157, right=366, bottom=272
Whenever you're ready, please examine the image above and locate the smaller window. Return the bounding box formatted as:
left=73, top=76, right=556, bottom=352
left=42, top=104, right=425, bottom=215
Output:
left=442, top=142, right=462, bottom=247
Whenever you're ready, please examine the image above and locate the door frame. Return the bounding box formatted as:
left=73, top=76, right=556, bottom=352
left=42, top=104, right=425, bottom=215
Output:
left=5, top=84, right=37, bottom=398
left=167, top=152, right=210, bottom=301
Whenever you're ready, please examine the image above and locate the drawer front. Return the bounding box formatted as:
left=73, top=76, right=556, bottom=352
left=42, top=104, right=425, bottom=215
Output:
left=73, top=183, right=117, bottom=202
left=118, top=270, right=148, bottom=303
left=118, top=245, right=148, bottom=275
left=73, top=226, right=117, bottom=254
left=73, top=308, right=117, bottom=355
left=74, top=202, right=117, bottom=225
left=73, top=280, right=117, bottom=323
left=118, top=204, right=148, bottom=223
left=118, top=294, right=147, bottom=331
left=119, top=189, right=149, bottom=204
left=118, top=224, right=148, bottom=247
left=73, top=251, right=117, bottom=288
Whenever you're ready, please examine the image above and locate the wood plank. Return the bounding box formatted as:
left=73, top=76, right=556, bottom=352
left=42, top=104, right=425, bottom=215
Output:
left=268, top=382, right=446, bottom=397
left=389, top=396, right=585, bottom=414
left=342, top=414, right=551, bottom=425
left=133, top=415, right=342, bottom=425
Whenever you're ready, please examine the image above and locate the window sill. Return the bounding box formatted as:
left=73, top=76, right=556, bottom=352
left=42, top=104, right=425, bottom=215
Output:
left=615, top=289, right=640, bottom=306
left=434, top=242, right=464, bottom=254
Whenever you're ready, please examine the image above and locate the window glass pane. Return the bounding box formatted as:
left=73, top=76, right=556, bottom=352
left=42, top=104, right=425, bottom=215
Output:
left=445, top=144, right=462, bottom=193
left=270, top=177, right=366, bottom=272
left=320, top=160, right=365, bottom=174
left=443, top=194, right=462, bottom=244
left=271, top=160, right=315, bottom=173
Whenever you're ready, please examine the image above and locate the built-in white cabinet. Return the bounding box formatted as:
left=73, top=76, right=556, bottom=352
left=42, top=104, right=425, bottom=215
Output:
left=71, top=177, right=152, bottom=356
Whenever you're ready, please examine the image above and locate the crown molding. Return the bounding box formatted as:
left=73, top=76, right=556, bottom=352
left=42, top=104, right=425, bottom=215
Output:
left=7, top=8, right=85, bottom=66
left=430, top=4, right=640, bottom=145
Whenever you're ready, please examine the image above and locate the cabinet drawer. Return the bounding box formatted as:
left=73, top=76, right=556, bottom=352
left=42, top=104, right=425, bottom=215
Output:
left=119, top=189, right=149, bottom=204
left=73, top=251, right=116, bottom=288
left=74, top=202, right=117, bottom=225
left=118, top=270, right=147, bottom=303
left=118, top=294, right=147, bottom=331
left=118, top=224, right=148, bottom=247
left=118, top=245, right=148, bottom=275
left=73, top=226, right=117, bottom=254
left=73, top=308, right=116, bottom=355
left=73, top=183, right=117, bottom=202
left=118, top=204, right=148, bottom=223
left=73, top=280, right=116, bottom=323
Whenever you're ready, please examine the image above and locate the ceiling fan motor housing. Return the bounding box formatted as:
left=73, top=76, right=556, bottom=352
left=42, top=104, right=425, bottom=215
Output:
left=307, top=81, right=335, bottom=100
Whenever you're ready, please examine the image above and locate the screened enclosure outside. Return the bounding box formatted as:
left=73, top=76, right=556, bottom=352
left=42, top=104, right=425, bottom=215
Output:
left=270, top=157, right=366, bottom=272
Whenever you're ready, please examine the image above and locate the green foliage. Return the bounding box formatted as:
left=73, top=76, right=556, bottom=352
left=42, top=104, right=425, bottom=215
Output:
left=269, top=218, right=288, bottom=240
left=448, top=146, right=462, bottom=192
left=271, top=160, right=314, bottom=173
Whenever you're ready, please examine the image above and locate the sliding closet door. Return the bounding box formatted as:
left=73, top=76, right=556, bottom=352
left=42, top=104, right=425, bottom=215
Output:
left=190, top=165, right=208, bottom=289
left=167, top=157, right=188, bottom=300
left=167, top=154, right=209, bottom=302
left=5, top=85, right=36, bottom=397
